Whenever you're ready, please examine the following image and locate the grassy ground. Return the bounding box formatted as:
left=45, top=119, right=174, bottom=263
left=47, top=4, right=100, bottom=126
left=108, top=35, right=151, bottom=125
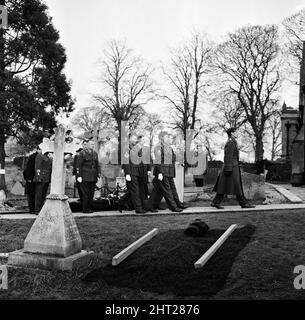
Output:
left=1, top=210, right=305, bottom=300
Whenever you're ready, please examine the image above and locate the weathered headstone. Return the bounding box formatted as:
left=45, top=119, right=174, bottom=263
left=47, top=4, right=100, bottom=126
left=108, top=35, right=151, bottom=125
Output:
left=10, top=181, right=24, bottom=196
left=174, top=163, right=184, bottom=202
left=241, top=171, right=265, bottom=200
left=8, top=126, right=94, bottom=271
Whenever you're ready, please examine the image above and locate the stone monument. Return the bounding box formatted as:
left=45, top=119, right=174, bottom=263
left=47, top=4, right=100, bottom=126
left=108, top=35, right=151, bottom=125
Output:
left=289, top=41, right=305, bottom=186
left=8, top=126, right=94, bottom=271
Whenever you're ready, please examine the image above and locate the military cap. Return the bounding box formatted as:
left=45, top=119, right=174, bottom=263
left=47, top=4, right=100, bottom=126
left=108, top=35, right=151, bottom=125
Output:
left=184, top=219, right=210, bottom=237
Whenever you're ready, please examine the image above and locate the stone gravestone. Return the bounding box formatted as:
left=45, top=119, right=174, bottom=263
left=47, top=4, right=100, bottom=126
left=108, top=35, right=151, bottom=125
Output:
left=174, top=163, right=184, bottom=202
left=8, top=126, right=94, bottom=271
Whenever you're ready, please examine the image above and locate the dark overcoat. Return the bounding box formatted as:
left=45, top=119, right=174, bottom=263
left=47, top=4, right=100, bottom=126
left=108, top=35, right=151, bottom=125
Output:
left=76, top=149, right=101, bottom=182
left=23, top=152, right=38, bottom=181
left=213, top=138, right=244, bottom=196
left=34, top=153, right=52, bottom=183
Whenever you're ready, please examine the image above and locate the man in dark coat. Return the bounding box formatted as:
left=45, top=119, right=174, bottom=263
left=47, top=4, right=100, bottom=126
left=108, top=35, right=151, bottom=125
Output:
left=23, top=147, right=41, bottom=214
left=211, top=128, right=255, bottom=209
left=34, top=151, right=53, bottom=214
left=76, top=140, right=101, bottom=213
left=121, top=134, right=150, bottom=214
left=149, top=131, right=186, bottom=213
left=73, top=147, right=83, bottom=203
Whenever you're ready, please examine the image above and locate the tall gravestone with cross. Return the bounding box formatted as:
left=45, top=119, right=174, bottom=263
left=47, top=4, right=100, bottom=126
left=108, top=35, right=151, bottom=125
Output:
left=8, top=126, right=94, bottom=270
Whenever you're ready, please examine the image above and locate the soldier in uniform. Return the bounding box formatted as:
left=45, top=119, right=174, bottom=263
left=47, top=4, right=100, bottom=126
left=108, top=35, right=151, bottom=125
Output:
left=23, top=146, right=42, bottom=214
left=137, top=135, right=152, bottom=199
left=121, top=134, right=151, bottom=214
left=149, top=131, right=187, bottom=212
left=72, top=147, right=83, bottom=203
left=211, top=127, right=255, bottom=209
left=76, top=140, right=101, bottom=213
left=34, top=151, right=53, bottom=214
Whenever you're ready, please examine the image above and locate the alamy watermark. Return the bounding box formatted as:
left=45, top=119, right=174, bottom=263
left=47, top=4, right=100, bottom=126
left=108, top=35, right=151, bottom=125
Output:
left=0, top=5, right=8, bottom=29
left=0, top=265, right=8, bottom=290
left=95, top=121, right=207, bottom=174
left=293, top=265, right=305, bottom=290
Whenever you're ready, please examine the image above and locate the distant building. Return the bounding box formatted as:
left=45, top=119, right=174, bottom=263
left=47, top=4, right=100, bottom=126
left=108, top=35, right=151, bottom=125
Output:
left=281, top=102, right=299, bottom=161
left=281, top=41, right=305, bottom=186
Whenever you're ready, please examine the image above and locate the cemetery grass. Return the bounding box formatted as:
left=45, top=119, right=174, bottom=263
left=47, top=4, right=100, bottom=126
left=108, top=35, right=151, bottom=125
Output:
left=1, top=210, right=305, bottom=299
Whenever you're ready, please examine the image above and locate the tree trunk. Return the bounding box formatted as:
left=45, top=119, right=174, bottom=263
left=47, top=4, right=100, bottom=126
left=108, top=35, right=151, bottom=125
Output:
left=255, top=135, right=264, bottom=174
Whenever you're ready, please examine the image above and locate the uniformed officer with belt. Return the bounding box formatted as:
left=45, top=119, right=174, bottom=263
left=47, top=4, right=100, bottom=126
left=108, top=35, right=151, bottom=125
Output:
left=72, top=147, right=83, bottom=204
left=23, top=146, right=42, bottom=214
left=34, top=151, right=53, bottom=214
left=149, top=131, right=187, bottom=212
left=122, top=134, right=151, bottom=214
left=76, top=139, right=101, bottom=213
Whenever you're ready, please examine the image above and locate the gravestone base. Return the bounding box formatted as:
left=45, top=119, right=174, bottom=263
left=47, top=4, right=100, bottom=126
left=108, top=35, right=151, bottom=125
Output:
left=8, top=249, right=94, bottom=271
left=24, top=195, right=82, bottom=257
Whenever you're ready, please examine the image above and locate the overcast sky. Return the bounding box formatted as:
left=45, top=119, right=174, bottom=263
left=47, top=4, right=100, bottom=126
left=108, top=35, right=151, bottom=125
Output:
left=45, top=0, right=305, bottom=117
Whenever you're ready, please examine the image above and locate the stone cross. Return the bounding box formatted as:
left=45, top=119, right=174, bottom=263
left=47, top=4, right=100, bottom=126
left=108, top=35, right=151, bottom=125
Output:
left=8, top=125, right=94, bottom=271
left=39, top=126, right=80, bottom=195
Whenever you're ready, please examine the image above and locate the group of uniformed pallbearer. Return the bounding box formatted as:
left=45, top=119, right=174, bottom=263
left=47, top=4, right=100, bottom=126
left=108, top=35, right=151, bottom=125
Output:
left=119, top=131, right=188, bottom=214
left=23, top=126, right=254, bottom=215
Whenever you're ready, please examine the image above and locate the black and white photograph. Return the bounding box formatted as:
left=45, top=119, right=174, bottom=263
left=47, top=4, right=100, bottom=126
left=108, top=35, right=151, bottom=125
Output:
left=1, top=0, right=305, bottom=307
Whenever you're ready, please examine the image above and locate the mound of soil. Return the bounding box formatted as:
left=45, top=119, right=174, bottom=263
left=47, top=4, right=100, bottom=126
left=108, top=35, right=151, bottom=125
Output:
left=84, top=224, right=255, bottom=297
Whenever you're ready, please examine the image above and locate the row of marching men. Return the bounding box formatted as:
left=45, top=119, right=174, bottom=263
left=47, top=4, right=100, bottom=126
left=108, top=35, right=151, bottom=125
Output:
left=72, top=131, right=188, bottom=214
left=23, top=131, right=186, bottom=215
left=119, top=130, right=188, bottom=214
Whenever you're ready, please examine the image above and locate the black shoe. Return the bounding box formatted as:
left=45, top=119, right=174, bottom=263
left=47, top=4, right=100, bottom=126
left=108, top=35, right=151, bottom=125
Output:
left=171, top=207, right=183, bottom=213
left=211, top=202, right=224, bottom=209
left=149, top=208, right=158, bottom=213
left=241, top=204, right=255, bottom=208
left=178, top=204, right=188, bottom=209
left=158, top=207, right=166, bottom=210
left=135, top=209, right=147, bottom=214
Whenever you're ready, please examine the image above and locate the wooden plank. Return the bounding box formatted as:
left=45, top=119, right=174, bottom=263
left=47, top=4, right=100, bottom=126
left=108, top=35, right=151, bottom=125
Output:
left=269, top=184, right=303, bottom=204
left=194, top=224, right=238, bottom=269
left=112, top=228, right=158, bottom=266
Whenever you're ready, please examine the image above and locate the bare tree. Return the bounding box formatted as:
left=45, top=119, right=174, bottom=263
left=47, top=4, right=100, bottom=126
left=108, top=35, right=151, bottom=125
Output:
left=282, top=9, right=305, bottom=84
left=265, top=110, right=282, bottom=161
left=213, top=25, right=281, bottom=171
left=283, top=9, right=305, bottom=63
left=94, top=40, right=154, bottom=162
left=70, top=106, right=112, bottom=136
left=162, top=32, right=213, bottom=163
left=212, top=93, right=247, bottom=130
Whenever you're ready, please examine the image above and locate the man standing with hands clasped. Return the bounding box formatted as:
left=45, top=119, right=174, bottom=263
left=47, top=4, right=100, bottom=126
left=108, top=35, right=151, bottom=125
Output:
left=122, top=134, right=150, bottom=214
left=76, top=139, right=101, bottom=214
left=149, top=131, right=187, bottom=213
left=211, top=127, right=255, bottom=209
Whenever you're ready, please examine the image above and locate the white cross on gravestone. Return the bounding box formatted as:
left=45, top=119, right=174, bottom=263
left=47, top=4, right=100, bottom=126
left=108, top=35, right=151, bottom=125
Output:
left=8, top=126, right=94, bottom=271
